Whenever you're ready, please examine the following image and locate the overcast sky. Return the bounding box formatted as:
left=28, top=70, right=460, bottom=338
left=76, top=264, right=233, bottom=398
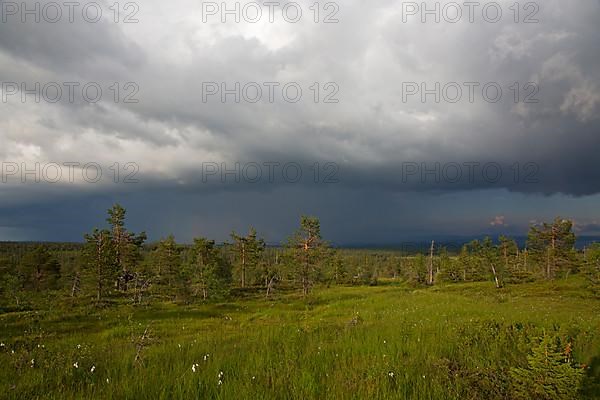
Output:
left=1, top=0, right=599, bottom=244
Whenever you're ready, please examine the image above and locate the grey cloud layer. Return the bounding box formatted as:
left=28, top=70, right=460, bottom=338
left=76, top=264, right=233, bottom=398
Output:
left=0, top=0, right=599, bottom=241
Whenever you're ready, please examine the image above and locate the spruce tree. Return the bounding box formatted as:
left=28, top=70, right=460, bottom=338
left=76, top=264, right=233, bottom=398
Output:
left=510, top=332, right=584, bottom=400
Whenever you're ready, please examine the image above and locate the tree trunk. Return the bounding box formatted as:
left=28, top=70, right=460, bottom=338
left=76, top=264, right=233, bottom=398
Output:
left=266, top=275, right=276, bottom=298
left=303, top=241, right=310, bottom=296
left=96, top=238, right=102, bottom=302
left=490, top=263, right=501, bottom=288
left=546, top=247, right=551, bottom=280
left=241, top=243, right=246, bottom=288
left=71, top=272, right=80, bottom=297
left=428, top=240, right=435, bottom=285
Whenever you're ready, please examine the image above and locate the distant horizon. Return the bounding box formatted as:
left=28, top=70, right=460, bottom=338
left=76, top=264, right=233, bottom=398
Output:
left=3, top=234, right=600, bottom=250
left=2, top=0, right=600, bottom=244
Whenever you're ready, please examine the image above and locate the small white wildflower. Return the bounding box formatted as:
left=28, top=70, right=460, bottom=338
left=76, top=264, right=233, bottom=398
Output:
left=90, top=366, right=95, bottom=373
left=388, top=372, right=394, bottom=378
left=11, top=350, right=14, bottom=354
left=0, top=343, right=4, bottom=347
left=37, top=344, right=40, bottom=348
left=203, top=354, right=209, bottom=361
left=384, top=340, right=387, bottom=344
left=73, top=362, right=79, bottom=369
left=31, top=359, right=35, bottom=366
left=178, top=344, right=182, bottom=349
left=218, top=380, right=223, bottom=385
left=192, top=363, right=199, bottom=373
left=218, top=371, right=224, bottom=378
left=106, top=378, right=109, bottom=383
left=252, top=376, right=256, bottom=380
left=77, top=344, right=81, bottom=349
left=422, top=375, right=426, bottom=379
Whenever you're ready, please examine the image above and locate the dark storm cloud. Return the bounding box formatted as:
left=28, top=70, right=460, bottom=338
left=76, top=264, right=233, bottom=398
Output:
left=1, top=0, right=599, bottom=241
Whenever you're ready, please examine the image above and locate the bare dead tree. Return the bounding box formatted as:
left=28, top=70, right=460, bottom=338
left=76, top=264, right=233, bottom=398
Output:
left=490, top=263, right=501, bottom=289
left=428, top=240, right=435, bottom=285
left=266, top=275, right=278, bottom=298
left=70, top=272, right=81, bottom=298
left=132, top=325, right=151, bottom=367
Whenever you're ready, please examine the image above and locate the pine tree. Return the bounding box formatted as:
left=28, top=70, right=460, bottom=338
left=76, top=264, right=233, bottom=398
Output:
left=438, top=247, right=463, bottom=283
left=154, top=235, right=181, bottom=295
left=286, top=216, right=327, bottom=296
left=106, top=204, right=147, bottom=291
left=83, top=229, right=117, bottom=302
left=329, top=250, right=348, bottom=285
left=583, top=243, right=600, bottom=296
left=499, top=235, right=533, bottom=284
left=18, top=246, right=61, bottom=291
left=230, top=227, right=265, bottom=288
left=190, top=238, right=231, bottom=300
left=0, top=274, right=22, bottom=307
left=405, top=254, right=428, bottom=285
left=527, top=218, right=577, bottom=279
left=463, top=240, right=488, bottom=282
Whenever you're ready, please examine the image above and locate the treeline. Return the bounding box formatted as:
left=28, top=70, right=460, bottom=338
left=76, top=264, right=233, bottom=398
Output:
left=0, top=205, right=599, bottom=307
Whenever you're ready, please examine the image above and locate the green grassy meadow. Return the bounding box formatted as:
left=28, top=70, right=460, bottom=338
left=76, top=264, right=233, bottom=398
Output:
left=1, top=278, right=599, bottom=399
